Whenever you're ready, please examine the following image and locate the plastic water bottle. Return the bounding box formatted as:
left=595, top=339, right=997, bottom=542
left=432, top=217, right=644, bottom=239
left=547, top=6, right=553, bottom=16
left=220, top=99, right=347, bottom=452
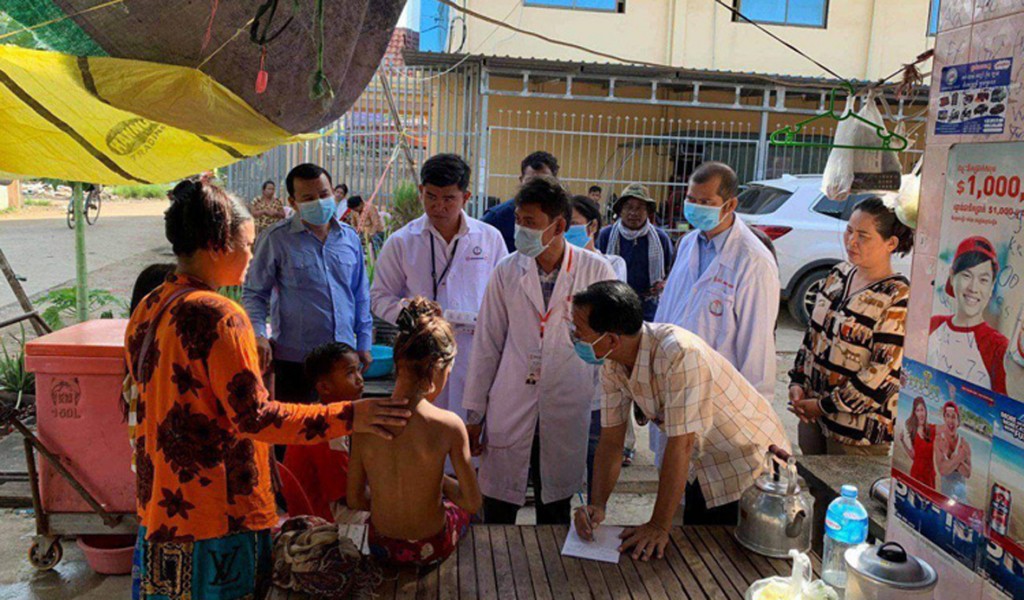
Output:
left=821, top=484, right=869, bottom=590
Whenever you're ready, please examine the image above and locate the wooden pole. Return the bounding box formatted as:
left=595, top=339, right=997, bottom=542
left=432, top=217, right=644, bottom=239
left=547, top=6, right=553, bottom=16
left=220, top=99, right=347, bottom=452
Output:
left=72, top=183, right=88, bottom=322
left=0, top=247, right=46, bottom=336
left=380, top=74, right=419, bottom=182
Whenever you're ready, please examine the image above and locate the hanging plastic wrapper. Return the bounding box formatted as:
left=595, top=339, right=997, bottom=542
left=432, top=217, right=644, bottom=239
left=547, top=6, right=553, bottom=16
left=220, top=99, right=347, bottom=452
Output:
left=821, top=92, right=904, bottom=202
left=746, top=550, right=839, bottom=600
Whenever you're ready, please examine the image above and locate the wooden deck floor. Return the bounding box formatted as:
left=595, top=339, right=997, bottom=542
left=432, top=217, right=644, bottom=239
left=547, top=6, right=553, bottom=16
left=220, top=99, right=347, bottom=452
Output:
left=273, top=525, right=820, bottom=599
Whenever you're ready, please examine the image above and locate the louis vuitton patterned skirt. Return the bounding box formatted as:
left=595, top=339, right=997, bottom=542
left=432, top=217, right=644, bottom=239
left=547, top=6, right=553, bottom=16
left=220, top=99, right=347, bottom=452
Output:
left=132, top=527, right=272, bottom=600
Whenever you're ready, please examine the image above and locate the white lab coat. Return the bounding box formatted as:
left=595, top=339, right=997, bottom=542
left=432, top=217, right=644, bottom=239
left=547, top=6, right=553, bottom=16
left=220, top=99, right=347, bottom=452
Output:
left=370, top=213, right=508, bottom=418
left=463, top=247, right=617, bottom=505
left=650, top=218, right=779, bottom=459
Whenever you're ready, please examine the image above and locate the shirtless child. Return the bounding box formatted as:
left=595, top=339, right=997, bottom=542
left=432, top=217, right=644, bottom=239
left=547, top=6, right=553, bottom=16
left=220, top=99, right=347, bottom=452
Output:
left=347, top=298, right=482, bottom=567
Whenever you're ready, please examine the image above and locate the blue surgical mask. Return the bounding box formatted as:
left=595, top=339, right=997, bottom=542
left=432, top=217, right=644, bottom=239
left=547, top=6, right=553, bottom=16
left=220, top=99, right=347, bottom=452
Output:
left=573, top=333, right=609, bottom=365
left=564, top=224, right=591, bottom=248
left=684, top=202, right=723, bottom=232
left=514, top=223, right=555, bottom=258
left=298, top=197, right=337, bottom=226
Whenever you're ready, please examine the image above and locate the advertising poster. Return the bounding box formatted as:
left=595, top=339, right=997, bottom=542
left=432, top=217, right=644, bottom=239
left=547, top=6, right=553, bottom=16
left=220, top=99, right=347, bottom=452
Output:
left=926, top=142, right=1024, bottom=398
left=936, top=58, right=1012, bottom=135
left=894, top=359, right=994, bottom=568
left=982, top=394, right=1024, bottom=598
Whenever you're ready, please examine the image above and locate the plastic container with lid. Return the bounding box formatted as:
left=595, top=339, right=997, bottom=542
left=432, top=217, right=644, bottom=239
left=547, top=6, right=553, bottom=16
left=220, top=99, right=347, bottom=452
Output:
left=844, top=542, right=937, bottom=600
left=24, top=319, right=133, bottom=513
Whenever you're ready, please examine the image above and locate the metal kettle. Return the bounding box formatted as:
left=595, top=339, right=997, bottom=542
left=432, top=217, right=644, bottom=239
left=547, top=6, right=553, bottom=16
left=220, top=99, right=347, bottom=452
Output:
left=735, top=445, right=814, bottom=558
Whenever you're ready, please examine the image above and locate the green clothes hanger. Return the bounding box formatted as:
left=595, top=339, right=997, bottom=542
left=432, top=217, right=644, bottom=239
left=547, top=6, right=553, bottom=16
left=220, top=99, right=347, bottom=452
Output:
left=769, top=83, right=909, bottom=152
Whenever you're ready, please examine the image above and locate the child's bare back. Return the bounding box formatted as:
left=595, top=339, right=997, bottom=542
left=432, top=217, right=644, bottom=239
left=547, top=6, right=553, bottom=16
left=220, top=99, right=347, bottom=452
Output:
left=349, top=399, right=478, bottom=540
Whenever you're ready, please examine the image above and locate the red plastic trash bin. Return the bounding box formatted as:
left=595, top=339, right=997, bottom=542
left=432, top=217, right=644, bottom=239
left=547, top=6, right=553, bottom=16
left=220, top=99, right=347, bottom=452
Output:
left=24, top=319, right=134, bottom=514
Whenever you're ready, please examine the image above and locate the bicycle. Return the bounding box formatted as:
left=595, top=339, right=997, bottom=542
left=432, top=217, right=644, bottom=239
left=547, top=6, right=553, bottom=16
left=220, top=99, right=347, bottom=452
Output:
left=66, top=185, right=102, bottom=229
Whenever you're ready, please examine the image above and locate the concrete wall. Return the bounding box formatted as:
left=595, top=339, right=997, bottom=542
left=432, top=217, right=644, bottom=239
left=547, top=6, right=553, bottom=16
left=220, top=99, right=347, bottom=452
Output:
left=464, top=0, right=935, bottom=81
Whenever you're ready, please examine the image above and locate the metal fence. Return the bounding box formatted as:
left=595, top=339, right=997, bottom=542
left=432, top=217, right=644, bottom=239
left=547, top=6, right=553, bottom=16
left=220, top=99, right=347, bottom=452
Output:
left=227, top=66, right=923, bottom=225
left=225, top=64, right=484, bottom=213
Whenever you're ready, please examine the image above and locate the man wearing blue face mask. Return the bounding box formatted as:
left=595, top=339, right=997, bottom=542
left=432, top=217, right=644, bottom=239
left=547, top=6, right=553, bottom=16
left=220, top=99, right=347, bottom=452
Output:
left=243, top=162, right=374, bottom=405
left=652, top=161, right=780, bottom=465
left=464, top=176, right=616, bottom=526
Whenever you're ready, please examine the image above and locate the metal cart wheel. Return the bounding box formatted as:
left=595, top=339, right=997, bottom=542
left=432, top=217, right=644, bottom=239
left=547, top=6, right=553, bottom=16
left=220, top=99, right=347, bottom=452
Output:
left=28, top=539, right=63, bottom=570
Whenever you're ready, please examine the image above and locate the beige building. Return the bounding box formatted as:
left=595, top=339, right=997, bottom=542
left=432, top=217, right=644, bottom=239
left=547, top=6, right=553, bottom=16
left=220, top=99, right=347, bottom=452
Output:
left=229, top=1, right=934, bottom=221
left=461, top=0, right=937, bottom=81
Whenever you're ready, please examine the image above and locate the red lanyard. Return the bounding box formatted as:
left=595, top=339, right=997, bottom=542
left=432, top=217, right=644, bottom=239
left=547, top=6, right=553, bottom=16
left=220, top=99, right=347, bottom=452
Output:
left=536, top=248, right=574, bottom=340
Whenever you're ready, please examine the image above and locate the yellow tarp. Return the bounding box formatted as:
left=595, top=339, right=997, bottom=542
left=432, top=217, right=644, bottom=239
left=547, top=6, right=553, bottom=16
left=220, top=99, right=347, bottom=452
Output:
left=0, top=45, right=313, bottom=185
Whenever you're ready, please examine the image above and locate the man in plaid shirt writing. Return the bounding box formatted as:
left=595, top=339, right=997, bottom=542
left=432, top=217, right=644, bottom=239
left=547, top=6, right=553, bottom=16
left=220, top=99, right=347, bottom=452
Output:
left=570, top=280, right=789, bottom=561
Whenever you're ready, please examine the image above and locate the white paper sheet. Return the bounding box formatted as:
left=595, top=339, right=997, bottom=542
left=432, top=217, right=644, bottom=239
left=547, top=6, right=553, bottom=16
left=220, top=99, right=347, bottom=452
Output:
left=561, top=524, right=624, bottom=564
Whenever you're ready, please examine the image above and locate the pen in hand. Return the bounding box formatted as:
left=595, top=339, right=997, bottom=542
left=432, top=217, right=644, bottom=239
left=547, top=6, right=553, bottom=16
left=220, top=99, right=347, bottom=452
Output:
left=576, top=492, right=594, bottom=541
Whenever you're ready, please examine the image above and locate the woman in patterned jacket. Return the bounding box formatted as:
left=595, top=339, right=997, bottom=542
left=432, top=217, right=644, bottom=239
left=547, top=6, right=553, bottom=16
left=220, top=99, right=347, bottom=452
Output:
left=788, top=197, right=915, bottom=456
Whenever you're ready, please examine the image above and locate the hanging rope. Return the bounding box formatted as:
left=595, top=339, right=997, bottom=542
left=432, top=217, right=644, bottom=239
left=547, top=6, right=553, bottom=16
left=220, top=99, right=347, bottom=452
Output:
left=241, top=0, right=299, bottom=91
left=308, top=0, right=333, bottom=101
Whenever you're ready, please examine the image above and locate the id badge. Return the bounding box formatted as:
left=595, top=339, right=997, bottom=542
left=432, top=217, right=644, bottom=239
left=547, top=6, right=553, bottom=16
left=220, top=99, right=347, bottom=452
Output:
left=526, top=352, right=542, bottom=385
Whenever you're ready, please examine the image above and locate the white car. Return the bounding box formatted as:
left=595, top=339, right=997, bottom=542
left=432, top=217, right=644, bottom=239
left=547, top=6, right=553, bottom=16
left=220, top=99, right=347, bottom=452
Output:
left=735, top=174, right=912, bottom=325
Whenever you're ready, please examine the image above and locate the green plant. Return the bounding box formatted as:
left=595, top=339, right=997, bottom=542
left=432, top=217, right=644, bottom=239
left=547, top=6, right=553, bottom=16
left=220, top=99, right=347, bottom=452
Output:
left=40, top=288, right=127, bottom=330
left=0, top=326, right=34, bottom=408
left=24, top=199, right=52, bottom=207
left=389, top=181, right=423, bottom=231
left=110, top=184, right=169, bottom=199
left=218, top=286, right=243, bottom=304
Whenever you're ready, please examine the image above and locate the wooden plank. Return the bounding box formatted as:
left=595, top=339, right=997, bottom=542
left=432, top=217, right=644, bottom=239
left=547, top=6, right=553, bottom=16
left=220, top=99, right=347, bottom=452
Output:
left=614, top=556, right=653, bottom=600
left=552, top=525, right=609, bottom=600
left=521, top=526, right=555, bottom=600
left=489, top=526, right=519, bottom=600
left=597, top=560, right=634, bottom=600
left=416, top=563, right=440, bottom=600
left=683, top=528, right=745, bottom=600
left=630, top=558, right=670, bottom=600
left=718, top=532, right=777, bottom=579
left=504, top=526, right=538, bottom=600
left=377, top=566, right=400, bottom=599
left=696, top=524, right=753, bottom=593
left=458, top=528, right=478, bottom=599
left=473, top=527, right=500, bottom=599
left=536, top=525, right=573, bottom=600
left=704, top=527, right=763, bottom=588
left=665, top=528, right=718, bottom=600
left=395, top=566, right=420, bottom=600
left=438, top=538, right=459, bottom=600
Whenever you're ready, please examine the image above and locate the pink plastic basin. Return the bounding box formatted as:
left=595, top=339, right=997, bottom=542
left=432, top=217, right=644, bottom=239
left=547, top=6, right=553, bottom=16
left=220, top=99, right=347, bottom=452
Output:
left=76, top=535, right=135, bottom=575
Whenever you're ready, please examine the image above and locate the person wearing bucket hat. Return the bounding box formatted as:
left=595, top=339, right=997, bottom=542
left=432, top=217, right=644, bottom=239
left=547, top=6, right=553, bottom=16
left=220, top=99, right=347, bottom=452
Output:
left=596, top=183, right=674, bottom=321
left=927, top=235, right=1009, bottom=394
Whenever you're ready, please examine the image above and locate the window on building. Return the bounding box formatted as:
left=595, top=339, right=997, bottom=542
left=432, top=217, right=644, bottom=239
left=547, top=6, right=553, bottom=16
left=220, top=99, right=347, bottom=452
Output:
left=928, top=0, right=942, bottom=35
left=734, top=0, right=828, bottom=28
left=524, top=0, right=624, bottom=13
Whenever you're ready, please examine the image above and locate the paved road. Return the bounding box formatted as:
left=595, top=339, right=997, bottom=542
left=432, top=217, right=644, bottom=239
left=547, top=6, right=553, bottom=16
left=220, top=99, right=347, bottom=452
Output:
left=0, top=216, right=166, bottom=310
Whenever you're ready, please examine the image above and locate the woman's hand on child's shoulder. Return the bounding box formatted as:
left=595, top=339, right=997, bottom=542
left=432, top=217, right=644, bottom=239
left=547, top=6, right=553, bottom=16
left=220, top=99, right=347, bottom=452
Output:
left=351, top=397, right=413, bottom=439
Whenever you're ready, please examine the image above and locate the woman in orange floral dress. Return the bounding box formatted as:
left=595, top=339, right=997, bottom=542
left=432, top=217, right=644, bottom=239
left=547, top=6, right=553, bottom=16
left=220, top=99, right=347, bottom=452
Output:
left=250, top=180, right=286, bottom=237
left=126, top=180, right=411, bottom=599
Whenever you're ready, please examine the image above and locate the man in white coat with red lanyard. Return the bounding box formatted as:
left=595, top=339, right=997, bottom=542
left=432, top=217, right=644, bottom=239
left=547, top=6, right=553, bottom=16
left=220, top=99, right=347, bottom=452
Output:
left=651, top=161, right=780, bottom=465
left=371, top=153, right=507, bottom=420
left=464, top=175, right=617, bottom=525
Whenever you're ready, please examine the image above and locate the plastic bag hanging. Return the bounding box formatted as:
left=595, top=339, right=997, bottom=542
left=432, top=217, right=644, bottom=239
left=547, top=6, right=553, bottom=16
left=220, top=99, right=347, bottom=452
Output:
left=821, top=92, right=904, bottom=201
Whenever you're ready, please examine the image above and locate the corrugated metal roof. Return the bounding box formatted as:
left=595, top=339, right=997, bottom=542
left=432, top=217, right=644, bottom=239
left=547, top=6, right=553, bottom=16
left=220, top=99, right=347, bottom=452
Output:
left=402, top=50, right=930, bottom=92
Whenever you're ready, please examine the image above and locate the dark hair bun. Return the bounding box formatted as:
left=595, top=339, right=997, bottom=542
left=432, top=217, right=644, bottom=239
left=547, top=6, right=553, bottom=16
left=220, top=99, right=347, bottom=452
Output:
left=165, top=181, right=252, bottom=257
left=394, top=297, right=456, bottom=382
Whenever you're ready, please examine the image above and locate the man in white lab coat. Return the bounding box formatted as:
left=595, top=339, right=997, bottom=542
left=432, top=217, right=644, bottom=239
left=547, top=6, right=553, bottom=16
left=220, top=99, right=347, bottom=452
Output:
left=651, top=162, right=780, bottom=464
left=464, top=175, right=617, bottom=525
left=371, top=153, right=508, bottom=420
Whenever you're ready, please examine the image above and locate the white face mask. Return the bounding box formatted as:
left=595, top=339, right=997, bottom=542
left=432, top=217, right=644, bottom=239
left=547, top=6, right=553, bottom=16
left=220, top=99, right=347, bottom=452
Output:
left=515, top=222, right=555, bottom=258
